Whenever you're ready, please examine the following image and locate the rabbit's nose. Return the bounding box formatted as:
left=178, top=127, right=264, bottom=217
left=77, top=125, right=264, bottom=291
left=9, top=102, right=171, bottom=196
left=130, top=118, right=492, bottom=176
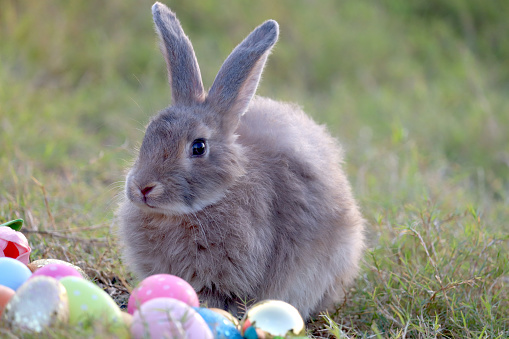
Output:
left=141, top=185, right=155, bottom=197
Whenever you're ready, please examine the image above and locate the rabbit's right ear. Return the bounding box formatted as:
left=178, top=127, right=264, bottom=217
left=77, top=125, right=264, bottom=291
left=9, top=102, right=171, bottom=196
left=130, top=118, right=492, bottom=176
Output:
left=152, top=2, right=205, bottom=105
left=207, top=20, right=279, bottom=134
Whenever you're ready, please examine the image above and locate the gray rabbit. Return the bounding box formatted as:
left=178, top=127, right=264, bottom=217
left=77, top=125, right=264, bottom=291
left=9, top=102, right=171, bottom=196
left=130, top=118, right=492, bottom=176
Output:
left=118, top=2, right=365, bottom=320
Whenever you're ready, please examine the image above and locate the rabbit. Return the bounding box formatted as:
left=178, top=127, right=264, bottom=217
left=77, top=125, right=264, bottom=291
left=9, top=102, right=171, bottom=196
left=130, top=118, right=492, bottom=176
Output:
left=117, top=1, right=365, bottom=320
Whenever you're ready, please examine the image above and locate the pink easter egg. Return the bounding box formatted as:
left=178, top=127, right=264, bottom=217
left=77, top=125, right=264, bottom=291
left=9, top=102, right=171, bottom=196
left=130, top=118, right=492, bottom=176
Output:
left=30, top=263, right=82, bottom=280
left=127, top=274, right=199, bottom=315
left=131, top=297, right=212, bottom=339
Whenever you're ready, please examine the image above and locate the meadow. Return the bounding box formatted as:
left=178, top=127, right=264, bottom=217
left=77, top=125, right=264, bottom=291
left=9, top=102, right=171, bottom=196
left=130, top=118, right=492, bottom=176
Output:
left=1, top=0, right=508, bottom=337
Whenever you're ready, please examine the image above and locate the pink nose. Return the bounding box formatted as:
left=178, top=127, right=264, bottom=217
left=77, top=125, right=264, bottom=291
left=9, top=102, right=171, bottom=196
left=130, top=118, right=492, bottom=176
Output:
left=140, top=185, right=154, bottom=197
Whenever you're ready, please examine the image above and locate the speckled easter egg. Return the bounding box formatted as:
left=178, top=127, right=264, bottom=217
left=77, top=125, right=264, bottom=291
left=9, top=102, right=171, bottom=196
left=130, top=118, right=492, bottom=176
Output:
left=209, top=308, right=240, bottom=327
left=60, top=276, right=127, bottom=337
left=30, top=262, right=82, bottom=280
left=0, top=257, right=32, bottom=290
left=29, top=259, right=89, bottom=280
left=131, top=298, right=212, bottom=339
left=127, top=274, right=199, bottom=314
left=0, top=285, right=15, bottom=317
left=194, top=307, right=243, bottom=339
left=241, top=300, right=306, bottom=338
left=2, top=276, right=68, bottom=333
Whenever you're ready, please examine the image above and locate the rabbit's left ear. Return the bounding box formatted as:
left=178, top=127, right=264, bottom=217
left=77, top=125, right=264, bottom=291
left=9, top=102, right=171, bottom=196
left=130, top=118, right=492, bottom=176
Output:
left=152, top=2, right=205, bottom=105
left=207, top=20, right=279, bottom=133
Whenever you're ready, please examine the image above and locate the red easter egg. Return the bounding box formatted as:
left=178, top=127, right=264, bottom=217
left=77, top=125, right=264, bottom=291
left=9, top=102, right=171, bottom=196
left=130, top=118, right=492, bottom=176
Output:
left=0, top=285, right=15, bottom=316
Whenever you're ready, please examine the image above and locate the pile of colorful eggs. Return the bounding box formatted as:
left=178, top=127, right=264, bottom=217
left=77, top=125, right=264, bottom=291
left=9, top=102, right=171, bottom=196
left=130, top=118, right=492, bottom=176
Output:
left=0, top=219, right=308, bottom=338
left=0, top=257, right=307, bottom=338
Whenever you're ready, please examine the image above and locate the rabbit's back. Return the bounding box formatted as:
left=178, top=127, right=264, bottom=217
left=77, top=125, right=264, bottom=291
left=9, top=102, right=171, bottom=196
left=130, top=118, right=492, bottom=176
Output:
left=233, top=96, right=364, bottom=315
left=239, top=96, right=342, bottom=168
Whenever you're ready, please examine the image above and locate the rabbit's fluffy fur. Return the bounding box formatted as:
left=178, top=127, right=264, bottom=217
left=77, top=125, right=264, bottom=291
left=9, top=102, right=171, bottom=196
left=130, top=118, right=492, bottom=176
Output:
left=118, top=2, right=364, bottom=319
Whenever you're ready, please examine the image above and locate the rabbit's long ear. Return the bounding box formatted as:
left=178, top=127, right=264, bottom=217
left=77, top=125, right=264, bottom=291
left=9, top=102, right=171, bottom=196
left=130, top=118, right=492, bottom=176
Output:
left=207, top=20, right=279, bottom=133
left=152, top=2, right=205, bottom=105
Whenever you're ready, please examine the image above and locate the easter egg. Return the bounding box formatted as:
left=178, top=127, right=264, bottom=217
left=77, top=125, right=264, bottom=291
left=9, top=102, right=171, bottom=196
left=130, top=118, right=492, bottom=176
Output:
left=2, top=276, right=68, bottom=332
left=127, top=274, right=199, bottom=314
left=60, top=276, right=126, bottom=336
left=194, top=307, right=243, bottom=339
left=28, top=259, right=89, bottom=280
left=241, top=300, right=306, bottom=338
left=0, top=257, right=32, bottom=290
left=121, top=311, right=133, bottom=328
left=30, top=262, right=82, bottom=280
left=0, top=285, right=15, bottom=317
left=209, top=308, right=240, bottom=327
left=131, top=297, right=212, bottom=339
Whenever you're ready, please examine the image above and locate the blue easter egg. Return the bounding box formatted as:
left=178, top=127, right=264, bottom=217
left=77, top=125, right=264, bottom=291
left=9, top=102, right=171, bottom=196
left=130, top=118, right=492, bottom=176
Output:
left=193, top=307, right=243, bottom=339
left=0, top=257, right=32, bottom=290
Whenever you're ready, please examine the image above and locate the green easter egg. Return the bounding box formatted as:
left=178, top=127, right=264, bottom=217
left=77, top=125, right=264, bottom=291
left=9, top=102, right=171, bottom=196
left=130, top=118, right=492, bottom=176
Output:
left=60, top=277, right=128, bottom=338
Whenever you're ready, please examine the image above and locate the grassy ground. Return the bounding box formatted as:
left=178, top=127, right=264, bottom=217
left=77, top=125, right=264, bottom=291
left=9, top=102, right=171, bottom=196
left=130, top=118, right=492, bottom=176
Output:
left=1, top=0, right=508, bottom=337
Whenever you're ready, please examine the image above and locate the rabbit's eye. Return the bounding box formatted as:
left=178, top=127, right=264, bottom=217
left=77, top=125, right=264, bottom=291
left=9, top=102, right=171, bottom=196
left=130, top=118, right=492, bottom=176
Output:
left=191, top=139, right=207, bottom=157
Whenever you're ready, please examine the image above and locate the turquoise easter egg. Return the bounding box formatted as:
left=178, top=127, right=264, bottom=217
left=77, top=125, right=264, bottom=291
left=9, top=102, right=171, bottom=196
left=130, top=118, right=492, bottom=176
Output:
left=194, top=307, right=242, bottom=339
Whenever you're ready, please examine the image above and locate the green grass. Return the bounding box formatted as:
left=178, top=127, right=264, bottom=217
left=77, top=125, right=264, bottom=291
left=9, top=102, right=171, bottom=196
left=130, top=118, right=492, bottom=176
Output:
left=1, top=0, right=508, bottom=337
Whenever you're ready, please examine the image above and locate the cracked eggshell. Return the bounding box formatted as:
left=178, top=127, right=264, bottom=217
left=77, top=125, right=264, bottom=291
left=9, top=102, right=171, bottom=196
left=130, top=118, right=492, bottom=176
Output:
left=240, top=300, right=306, bottom=338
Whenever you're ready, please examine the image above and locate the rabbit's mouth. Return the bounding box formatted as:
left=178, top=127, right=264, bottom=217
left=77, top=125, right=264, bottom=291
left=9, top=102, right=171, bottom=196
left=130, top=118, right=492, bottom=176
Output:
left=140, top=192, right=226, bottom=216
left=135, top=201, right=196, bottom=216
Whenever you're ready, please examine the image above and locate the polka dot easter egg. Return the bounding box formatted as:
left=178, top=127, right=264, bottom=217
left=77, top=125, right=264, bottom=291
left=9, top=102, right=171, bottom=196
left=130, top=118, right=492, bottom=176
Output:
left=131, top=297, right=212, bottom=339
left=127, top=274, right=199, bottom=314
left=28, top=259, right=90, bottom=280
left=30, top=263, right=82, bottom=280
left=60, top=276, right=127, bottom=337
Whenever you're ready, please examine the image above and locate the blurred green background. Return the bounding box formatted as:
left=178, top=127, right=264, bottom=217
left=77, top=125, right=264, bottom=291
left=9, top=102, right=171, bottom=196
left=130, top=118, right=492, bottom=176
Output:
left=1, top=0, right=507, bottom=229
left=1, top=0, right=508, bottom=335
